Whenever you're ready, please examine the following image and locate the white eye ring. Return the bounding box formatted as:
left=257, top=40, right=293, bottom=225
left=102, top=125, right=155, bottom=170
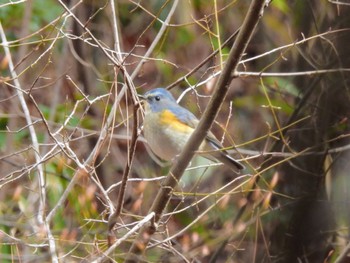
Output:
left=155, top=96, right=160, bottom=101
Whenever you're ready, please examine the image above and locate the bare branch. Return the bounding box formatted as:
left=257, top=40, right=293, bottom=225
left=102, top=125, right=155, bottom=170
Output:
left=0, top=21, right=58, bottom=263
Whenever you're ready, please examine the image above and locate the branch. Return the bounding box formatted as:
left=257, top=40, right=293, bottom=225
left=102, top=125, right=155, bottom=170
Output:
left=167, top=28, right=240, bottom=90
left=0, top=22, right=58, bottom=263
left=183, top=29, right=350, bottom=91
left=106, top=0, right=179, bottom=250
left=92, top=213, right=155, bottom=263
left=107, top=93, right=140, bottom=246
left=126, top=0, right=267, bottom=261
left=236, top=68, right=350, bottom=77
left=334, top=241, right=350, bottom=263
left=49, top=0, right=137, bottom=223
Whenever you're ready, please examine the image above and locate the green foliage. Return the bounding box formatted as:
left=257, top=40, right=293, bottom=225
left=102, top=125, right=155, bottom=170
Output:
left=0, top=0, right=62, bottom=33
left=271, top=0, right=290, bottom=14
left=173, top=27, right=194, bottom=49
left=234, top=92, right=293, bottom=115
left=264, top=77, right=299, bottom=97
left=31, top=0, right=63, bottom=31
left=0, top=3, right=24, bottom=30
left=0, top=117, right=8, bottom=150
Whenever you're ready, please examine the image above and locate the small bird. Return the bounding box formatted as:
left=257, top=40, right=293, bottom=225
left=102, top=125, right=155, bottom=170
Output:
left=139, top=88, right=245, bottom=172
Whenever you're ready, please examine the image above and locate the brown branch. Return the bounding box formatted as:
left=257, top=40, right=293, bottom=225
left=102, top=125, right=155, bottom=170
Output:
left=107, top=87, right=140, bottom=246
left=334, top=241, right=350, bottom=263
left=49, top=0, right=140, bottom=225
left=126, top=0, right=267, bottom=261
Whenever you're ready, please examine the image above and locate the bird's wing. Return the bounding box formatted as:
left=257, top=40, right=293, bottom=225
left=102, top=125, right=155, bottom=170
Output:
left=167, top=103, right=244, bottom=171
left=167, top=103, right=199, bottom=129
left=167, top=103, right=225, bottom=146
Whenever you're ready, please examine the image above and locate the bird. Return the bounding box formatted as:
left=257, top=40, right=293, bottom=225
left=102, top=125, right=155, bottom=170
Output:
left=138, top=88, right=245, bottom=172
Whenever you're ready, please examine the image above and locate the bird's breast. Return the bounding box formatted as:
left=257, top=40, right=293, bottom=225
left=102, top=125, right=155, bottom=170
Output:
left=143, top=110, right=193, bottom=161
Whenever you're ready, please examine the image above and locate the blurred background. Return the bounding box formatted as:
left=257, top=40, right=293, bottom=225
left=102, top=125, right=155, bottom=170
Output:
left=0, top=0, right=350, bottom=262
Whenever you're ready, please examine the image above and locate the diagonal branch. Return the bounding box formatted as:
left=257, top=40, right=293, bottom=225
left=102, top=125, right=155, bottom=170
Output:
left=126, top=0, right=267, bottom=261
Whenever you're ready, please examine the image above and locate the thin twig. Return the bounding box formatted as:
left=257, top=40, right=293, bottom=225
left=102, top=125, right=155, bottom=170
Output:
left=236, top=68, right=350, bottom=77
left=107, top=91, right=140, bottom=246
left=92, top=212, right=155, bottom=263
left=110, top=0, right=123, bottom=61
left=129, top=0, right=179, bottom=82
left=179, top=29, right=350, bottom=91
left=48, top=0, right=130, bottom=224
left=106, top=0, right=180, bottom=253
left=167, top=28, right=240, bottom=90
left=0, top=22, right=59, bottom=263
left=334, top=241, right=350, bottom=263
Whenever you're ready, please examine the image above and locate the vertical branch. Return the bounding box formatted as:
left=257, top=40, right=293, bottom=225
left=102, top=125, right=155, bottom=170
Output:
left=0, top=22, right=58, bottom=262
left=110, top=0, right=123, bottom=61
left=107, top=0, right=139, bottom=247
left=106, top=0, right=180, bottom=252
left=126, top=0, right=267, bottom=261
left=47, top=0, right=126, bottom=224
left=107, top=88, right=140, bottom=246
left=0, top=22, right=44, bottom=213
left=214, top=0, right=223, bottom=69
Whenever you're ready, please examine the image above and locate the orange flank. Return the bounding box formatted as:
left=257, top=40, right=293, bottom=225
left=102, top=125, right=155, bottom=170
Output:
left=159, top=110, right=193, bottom=133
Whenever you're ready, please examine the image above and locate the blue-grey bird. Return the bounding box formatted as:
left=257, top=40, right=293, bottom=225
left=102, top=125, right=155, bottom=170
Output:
left=139, top=88, right=245, bottom=172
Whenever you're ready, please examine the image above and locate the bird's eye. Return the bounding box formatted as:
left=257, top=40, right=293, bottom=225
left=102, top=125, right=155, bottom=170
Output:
left=155, top=96, right=160, bottom=101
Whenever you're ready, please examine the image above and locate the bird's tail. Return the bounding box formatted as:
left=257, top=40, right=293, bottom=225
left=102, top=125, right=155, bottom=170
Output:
left=215, top=153, right=245, bottom=172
